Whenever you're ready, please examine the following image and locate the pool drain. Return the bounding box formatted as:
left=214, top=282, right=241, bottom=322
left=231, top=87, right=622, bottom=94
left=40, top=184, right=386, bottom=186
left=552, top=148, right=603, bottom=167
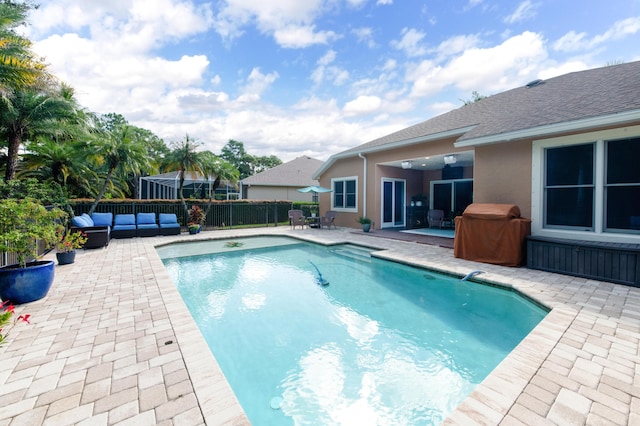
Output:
left=270, top=396, right=283, bottom=410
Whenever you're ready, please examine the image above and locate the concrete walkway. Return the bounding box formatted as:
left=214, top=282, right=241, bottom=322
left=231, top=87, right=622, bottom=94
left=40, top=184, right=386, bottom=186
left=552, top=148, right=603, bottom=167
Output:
left=0, top=227, right=638, bottom=425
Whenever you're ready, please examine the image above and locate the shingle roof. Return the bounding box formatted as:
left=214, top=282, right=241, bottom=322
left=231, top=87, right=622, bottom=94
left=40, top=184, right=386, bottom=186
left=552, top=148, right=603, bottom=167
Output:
left=337, top=60, right=640, bottom=157
left=241, top=156, right=324, bottom=187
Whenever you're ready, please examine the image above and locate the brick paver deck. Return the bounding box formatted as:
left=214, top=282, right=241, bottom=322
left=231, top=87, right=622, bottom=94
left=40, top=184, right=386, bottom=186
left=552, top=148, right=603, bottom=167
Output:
left=1, top=227, right=638, bottom=425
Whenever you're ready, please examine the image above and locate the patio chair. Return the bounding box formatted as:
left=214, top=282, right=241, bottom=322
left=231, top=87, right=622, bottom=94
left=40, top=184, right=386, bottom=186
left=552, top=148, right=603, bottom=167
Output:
left=136, top=212, right=159, bottom=237
left=427, top=209, right=444, bottom=228
left=70, top=212, right=111, bottom=248
left=112, top=214, right=137, bottom=238
left=159, top=213, right=181, bottom=235
left=288, top=209, right=306, bottom=229
left=320, top=210, right=338, bottom=229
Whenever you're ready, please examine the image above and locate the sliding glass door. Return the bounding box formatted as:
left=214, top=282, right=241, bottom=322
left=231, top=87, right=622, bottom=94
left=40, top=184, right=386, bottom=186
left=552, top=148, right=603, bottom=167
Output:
left=381, top=178, right=406, bottom=228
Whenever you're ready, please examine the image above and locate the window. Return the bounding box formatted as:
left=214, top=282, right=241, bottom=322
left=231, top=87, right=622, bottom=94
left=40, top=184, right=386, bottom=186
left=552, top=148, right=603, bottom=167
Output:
left=533, top=128, right=640, bottom=240
left=332, top=177, right=357, bottom=211
left=606, top=137, right=640, bottom=231
left=544, top=143, right=594, bottom=229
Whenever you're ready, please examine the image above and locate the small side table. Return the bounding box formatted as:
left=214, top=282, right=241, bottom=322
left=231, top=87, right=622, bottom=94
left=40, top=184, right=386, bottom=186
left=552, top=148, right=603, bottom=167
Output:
left=307, top=216, right=320, bottom=228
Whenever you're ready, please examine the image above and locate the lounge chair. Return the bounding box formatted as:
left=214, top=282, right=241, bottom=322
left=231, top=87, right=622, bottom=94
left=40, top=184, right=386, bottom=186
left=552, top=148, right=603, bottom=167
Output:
left=288, top=209, right=306, bottom=229
left=427, top=209, right=444, bottom=228
left=112, top=214, right=137, bottom=238
left=70, top=212, right=111, bottom=248
left=320, top=210, right=338, bottom=229
left=159, top=213, right=181, bottom=235
left=136, top=212, right=159, bottom=237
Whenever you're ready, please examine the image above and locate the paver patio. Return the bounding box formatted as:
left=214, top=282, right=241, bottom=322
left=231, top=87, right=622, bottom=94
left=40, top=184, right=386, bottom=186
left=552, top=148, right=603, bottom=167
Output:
left=0, top=226, right=638, bottom=425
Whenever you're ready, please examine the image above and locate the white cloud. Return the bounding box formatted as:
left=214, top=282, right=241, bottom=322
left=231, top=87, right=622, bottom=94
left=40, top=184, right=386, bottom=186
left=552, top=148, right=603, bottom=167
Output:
left=504, top=1, right=538, bottom=24
left=391, top=28, right=428, bottom=57
left=553, top=16, right=640, bottom=52
left=352, top=27, right=376, bottom=48
left=343, top=95, right=382, bottom=116
left=407, top=31, right=547, bottom=98
left=212, top=0, right=331, bottom=47
left=311, top=50, right=349, bottom=85
left=377, top=0, right=393, bottom=5
left=436, top=34, right=481, bottom=57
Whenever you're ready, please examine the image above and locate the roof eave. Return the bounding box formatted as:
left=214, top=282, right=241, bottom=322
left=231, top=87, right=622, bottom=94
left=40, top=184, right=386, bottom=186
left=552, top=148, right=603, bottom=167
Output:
left=314, top=125, right=476, bottom=179
left=454, top=109, right=640, bottom=148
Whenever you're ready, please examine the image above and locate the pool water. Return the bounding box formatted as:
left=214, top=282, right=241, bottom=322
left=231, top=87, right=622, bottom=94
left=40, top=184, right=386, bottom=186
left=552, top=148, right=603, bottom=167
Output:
left=159, top=237, right=547, bottom=425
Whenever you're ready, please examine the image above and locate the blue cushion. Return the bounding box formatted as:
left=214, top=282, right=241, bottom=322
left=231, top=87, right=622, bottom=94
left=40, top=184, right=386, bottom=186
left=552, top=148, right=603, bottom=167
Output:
left=91, top=212, right=113, bottom=227
left=71, top=215, right=90, bottom=227
left=81, top=213, right=95, bottom=226
left=159, top=213, right=178, bottom=226
left=114, top=214, right=135, bottom=226
left=136, top=212, right=157, bottom=226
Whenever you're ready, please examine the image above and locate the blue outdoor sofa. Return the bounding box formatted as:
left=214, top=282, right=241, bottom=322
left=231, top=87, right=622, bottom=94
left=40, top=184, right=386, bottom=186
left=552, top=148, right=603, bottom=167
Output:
left=111, top=214, right=137, bottom=238
left=159, top=213, right=181, bottom=235
left=70, top=212, right=112, bottom=249
left=136, top=212, right=159, bottom=237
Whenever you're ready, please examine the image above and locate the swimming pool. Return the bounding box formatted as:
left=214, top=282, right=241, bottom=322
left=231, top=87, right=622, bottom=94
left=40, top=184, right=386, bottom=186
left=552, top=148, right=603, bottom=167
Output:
left=158, top=236, right=547, bottom=425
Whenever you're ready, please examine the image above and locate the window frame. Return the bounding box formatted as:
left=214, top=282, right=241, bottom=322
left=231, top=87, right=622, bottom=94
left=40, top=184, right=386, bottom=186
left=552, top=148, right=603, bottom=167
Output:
left=532, top=125, right=640, bottom=244
left=331, top=176, right=358, bottom=212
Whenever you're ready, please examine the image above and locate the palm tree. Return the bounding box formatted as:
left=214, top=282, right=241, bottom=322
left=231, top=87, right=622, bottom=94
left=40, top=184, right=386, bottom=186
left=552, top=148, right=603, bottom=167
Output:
left=88, top=124, right=150, bottom=214
left=0, top=81, right=81, bottom=181
left=0, top=1, right=46, bottom=94
left=199, top=150, right=239, bottom=199
left=161, top=135, right=204, bottom=213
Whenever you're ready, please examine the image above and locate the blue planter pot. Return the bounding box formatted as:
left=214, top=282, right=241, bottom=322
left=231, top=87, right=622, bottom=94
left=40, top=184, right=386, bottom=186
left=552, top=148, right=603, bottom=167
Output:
left=56, top=250, right=76, bottom=265
left=0, top=260, right=55, bottom=304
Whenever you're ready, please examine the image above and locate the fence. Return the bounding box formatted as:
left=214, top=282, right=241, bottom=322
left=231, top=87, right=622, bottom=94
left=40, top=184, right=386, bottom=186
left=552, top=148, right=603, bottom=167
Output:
left=1, top=200, right=318, bottom=268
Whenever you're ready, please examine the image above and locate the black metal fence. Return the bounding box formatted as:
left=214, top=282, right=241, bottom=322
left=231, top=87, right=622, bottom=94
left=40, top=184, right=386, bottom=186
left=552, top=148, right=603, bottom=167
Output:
left=1, top=200, right=319, bottom=267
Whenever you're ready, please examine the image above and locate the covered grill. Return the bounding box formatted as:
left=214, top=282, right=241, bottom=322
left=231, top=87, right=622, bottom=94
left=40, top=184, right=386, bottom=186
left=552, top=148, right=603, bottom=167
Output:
left=454, top=203, right=531, bottom=266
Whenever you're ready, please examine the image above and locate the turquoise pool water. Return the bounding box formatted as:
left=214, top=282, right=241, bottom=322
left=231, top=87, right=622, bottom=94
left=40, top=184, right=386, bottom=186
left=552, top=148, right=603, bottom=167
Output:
left=158, top=236, right=547, bottom=425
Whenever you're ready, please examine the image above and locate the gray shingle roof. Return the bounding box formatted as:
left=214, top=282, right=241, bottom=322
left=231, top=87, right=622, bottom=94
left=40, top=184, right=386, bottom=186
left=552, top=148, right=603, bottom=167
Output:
left=338, top=60, right=640, bottom=156
left=241, top=156, right=324, bottom=187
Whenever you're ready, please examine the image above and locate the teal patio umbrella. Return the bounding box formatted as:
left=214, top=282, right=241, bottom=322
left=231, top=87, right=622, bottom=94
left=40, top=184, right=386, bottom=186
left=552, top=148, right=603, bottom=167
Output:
left=297, top=185, right=332, bottom=202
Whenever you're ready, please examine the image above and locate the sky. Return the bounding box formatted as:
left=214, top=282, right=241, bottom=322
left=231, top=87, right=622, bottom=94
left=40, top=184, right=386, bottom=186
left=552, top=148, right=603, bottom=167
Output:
left=25, top=0, right=640, bottom=162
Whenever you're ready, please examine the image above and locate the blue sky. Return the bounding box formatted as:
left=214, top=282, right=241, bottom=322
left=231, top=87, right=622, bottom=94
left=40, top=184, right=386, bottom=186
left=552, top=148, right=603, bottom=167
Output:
left=26, top=0, right=640, bottom=162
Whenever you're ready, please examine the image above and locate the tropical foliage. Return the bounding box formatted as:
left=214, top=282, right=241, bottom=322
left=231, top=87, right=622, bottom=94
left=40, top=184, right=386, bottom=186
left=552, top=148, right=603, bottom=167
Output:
left=0, top=5, right=276, bottom=218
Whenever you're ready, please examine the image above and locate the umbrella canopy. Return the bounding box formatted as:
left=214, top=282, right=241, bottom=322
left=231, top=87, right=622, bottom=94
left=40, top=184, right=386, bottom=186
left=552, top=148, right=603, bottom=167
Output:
left=297, top=185, right=332, bottom=193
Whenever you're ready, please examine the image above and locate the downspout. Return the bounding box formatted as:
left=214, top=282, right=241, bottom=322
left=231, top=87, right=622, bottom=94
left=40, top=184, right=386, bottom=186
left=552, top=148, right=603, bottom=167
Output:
left=358, top=153, right=367, bottom=218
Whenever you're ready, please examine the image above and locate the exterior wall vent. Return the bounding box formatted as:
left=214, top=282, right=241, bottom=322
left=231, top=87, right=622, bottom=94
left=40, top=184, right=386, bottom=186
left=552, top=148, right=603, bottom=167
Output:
left=526, top=79, right=545, bottom=88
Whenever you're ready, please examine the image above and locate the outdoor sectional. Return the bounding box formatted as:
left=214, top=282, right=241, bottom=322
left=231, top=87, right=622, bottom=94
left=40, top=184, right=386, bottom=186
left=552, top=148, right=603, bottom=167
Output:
left=158, top=213, right=181, bottom=235
left=136, top=212, right=159, bottom=237
left=111, top=214, right=137, bottom=238
left=70, top=212, right=111, bottom=249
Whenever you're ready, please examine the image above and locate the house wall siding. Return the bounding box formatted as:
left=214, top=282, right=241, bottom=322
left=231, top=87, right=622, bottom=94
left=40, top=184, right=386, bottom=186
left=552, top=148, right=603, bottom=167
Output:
left=246, top=186, right=312, bottom=202
left=474, top=140, right=533, bottom=218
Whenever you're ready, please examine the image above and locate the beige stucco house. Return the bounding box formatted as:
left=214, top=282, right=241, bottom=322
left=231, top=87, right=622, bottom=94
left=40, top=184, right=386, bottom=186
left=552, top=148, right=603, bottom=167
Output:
left=315, top=61, right=640, bottom=285
left=241, top=156, right=324, bottom=201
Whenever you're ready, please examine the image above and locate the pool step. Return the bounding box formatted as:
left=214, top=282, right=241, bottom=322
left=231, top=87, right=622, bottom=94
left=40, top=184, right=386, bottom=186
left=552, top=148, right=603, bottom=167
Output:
left=332, top=245, right=373, bottom=262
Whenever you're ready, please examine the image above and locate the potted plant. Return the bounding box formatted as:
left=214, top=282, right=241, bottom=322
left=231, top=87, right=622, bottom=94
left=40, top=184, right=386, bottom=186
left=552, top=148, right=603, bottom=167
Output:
left=55, top=229, right=88, bottom=265
left=357, top=216, right=373, bottom=233
left=0, top=300, right=31, bottom=347
left=187, top=205, right=205, bottom=234
left=0, top=199, right=65, bottom=304
left=310, top=205, right=318, bottom=218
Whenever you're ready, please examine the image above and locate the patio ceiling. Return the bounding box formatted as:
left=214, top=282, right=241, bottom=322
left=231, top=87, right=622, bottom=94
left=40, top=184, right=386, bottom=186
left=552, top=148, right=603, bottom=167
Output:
left=379, top=150, right=474, bottom=171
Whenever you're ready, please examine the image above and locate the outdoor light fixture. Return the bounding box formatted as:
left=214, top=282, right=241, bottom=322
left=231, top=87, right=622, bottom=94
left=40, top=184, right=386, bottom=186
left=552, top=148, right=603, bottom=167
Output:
left=401, top=161, right=412, bottom=169
left=443, top=155, right=457, bottom=165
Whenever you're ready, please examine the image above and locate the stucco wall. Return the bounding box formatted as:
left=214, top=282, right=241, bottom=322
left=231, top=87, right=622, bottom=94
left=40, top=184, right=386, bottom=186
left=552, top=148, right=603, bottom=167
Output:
left=246, top=186, right=313, bottom=202
left=473, top=140, right=532, bottom=218
left=318, top=156, right=364, bottom=228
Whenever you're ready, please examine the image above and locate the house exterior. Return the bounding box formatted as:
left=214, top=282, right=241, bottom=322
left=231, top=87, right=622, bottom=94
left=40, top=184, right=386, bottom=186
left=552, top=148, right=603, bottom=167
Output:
left=241, top=156, right=324, bottom=201
left=139, top=171, right=239, bottom=200
left=315, top=61, right=640, bottom=283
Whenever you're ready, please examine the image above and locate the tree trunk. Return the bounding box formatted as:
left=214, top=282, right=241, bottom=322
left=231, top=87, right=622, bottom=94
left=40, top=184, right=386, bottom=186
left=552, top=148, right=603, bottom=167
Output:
left=4, top=132, right=22, bottom=181
left=89, top=168, right=115, bottom=215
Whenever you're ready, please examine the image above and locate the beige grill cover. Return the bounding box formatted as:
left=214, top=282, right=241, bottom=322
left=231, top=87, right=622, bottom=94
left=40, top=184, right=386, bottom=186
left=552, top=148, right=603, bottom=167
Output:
left=454, top=203, right=531, bottom=266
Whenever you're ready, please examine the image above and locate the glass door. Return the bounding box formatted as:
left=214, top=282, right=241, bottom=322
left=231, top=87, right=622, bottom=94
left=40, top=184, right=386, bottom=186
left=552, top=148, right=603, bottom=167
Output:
left=381, top=179, right=406, bottom=228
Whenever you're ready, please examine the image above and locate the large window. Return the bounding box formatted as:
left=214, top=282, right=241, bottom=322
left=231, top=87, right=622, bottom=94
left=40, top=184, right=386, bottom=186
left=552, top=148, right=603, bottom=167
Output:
left=332, top=177, right=357, bottom=211
left=535, top=130, right=640, bottom=239
left=544, top=143, right=594, bottom=229
left=606, top=137, right=640, bottom=231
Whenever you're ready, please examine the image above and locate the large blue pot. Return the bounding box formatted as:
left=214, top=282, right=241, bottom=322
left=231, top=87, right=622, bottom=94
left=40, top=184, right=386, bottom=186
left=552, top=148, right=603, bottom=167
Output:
left=0, top=260, right=55, bottom=304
